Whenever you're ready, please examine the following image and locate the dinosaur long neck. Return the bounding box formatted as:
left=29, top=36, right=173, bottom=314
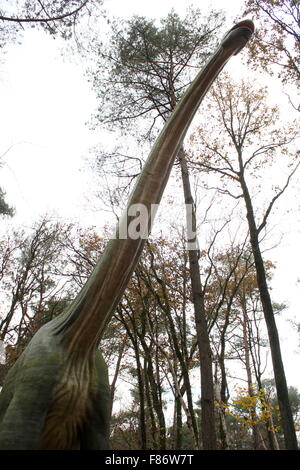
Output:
left=52, top=22, right=254, bottom=357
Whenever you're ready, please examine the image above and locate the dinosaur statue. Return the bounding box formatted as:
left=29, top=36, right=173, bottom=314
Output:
left=0, top=20, right=254, bottom=450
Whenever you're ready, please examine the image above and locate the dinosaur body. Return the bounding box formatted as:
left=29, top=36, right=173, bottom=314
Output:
left=0, top=20, right=254, bottom=450
left=0, top=323, right=110, bottom=449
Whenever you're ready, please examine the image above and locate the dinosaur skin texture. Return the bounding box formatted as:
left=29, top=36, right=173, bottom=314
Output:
left=0, top=322, right=110, bottom=449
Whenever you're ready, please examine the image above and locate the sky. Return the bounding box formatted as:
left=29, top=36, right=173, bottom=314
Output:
left=0, top=0, right=299, bottom=390
left=0, top=29, right=96, bottom=226
left=0, top=0, right=248, bottom=227
left=107, top=0, right=245, bottom=17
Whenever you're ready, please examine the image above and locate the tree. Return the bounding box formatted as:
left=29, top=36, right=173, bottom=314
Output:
left=114, top=236, right=201, bottom=450
left=0, top=218, right=68, bottom=343
left=200, top=240, right=277, bottom=449
left=243, top=0, right=300, bottom=98
left=91, top=8, right=224, bottom=134
left=90, top=8, right=225, bottom=449
left=0, top=218, right=76, bottom=384
left=0, top=187, right=14, bottom=217
left=218, top=252, right=276, bottom=449
left=0, top=0, right=98, bottom=46
left=136, top=239, right=200, bottom=449
left=110, top=404, right=142, bottom=450
left=204, top=243, right=255, bottom=448
left=0, top=154, right=14, bottom=217
left=189, top=73, right=299, bottom=449
left=227, top=381, right=300, bottom=449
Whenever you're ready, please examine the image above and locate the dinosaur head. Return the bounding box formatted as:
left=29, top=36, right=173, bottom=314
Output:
left=221, top=19, right=255, bottom=56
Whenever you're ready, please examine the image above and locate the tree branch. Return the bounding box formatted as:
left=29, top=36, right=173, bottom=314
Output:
left=257, top=159, right=300, bottom=235
left=0, top=0, right=90, bottom=24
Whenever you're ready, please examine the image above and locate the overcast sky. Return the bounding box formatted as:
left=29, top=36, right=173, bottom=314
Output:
left=0, top=0, right=299, bottom=389
left=0, top=0, right=247, bottom=227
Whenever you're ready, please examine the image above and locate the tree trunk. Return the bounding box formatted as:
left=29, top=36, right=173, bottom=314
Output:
left=143, top=343, right=166, bottom=450
left=135, top=349, right=147, bottom=450
left=116, top=310, right=148, bottom=449
left=256, top=377, right=280, bottom=450
left=175, top=394, right=183, bottom=449
left=143, top=251, right=200, bottom=447
left=238, top=163, right=298, bottom=450
left=241, top=301, right=259, bottom=449
left=110, top=335, right=127, bottom=417
left=214, top=381, right=230, bottom=450
left=179, top=151, right=217, bottom=450
left=144, top=361, right=158, bottom=450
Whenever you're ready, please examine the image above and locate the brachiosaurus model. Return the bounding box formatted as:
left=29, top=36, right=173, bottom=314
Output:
left=0, top=20, right=254, bottom=449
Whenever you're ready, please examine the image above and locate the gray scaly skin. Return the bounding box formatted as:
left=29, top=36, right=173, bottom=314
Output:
left=0, top=20, right=254, bottom=450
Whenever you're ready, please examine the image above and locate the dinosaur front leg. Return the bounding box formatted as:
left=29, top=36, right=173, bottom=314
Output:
left=0, top=328, right=63, bottom=449
left=0, top=363, right=58, bottom=449
left=79, top=352, right=111, bottom=450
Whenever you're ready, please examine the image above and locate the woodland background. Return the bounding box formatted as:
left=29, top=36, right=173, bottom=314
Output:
left=0, top=0, right=299, bottom=450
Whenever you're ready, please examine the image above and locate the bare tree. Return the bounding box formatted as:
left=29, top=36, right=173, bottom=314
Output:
left=0, top=0, right=101, bottom=45
left=243, top=0, right=300, bottom=90
left=189, top=73, right=299, bottom=449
